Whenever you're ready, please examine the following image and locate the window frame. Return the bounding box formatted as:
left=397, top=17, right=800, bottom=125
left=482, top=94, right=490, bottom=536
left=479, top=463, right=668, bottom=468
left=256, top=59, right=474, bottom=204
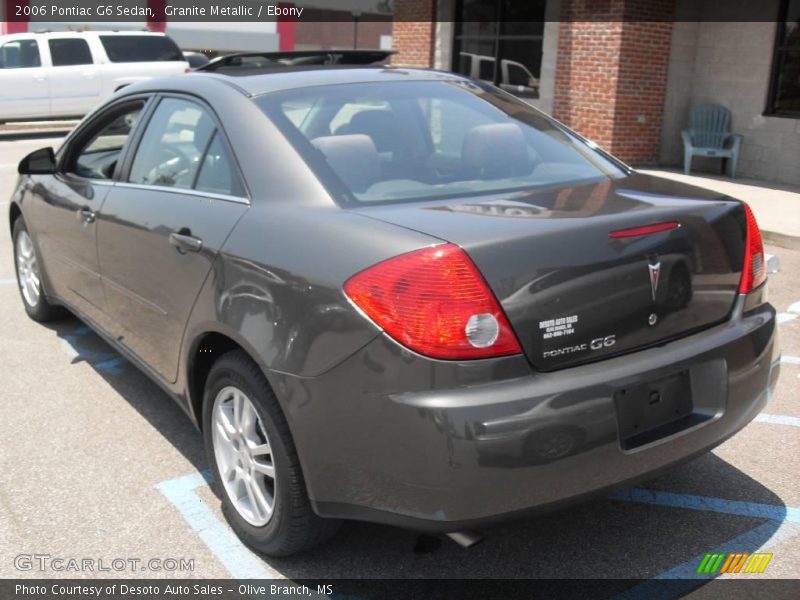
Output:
left=118, top=93, right=250, bottom=203
left=765, top=0, right=800, bottom=118
left=451, top=0, right=544, bottom=99
left=47, top=37, right=94, bottom=67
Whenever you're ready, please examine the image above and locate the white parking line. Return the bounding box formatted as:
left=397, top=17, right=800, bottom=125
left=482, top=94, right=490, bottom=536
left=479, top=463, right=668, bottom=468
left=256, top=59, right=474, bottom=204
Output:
left=778, top=313, right=798, bottom=324
left=755, top=413, right=800, bottom=428
left=783, top=356, right=800, bottom=365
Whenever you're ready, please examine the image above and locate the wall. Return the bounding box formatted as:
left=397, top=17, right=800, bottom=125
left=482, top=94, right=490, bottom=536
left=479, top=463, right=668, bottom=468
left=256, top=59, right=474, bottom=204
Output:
left=391, top=0, right=436, bottom=67
left=661, top=0, right=800, bottom=185
left=552, top=0, right=675, bottom=165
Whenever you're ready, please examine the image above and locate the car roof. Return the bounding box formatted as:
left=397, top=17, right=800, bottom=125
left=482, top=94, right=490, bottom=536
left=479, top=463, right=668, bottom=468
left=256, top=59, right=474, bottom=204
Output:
left=1, top=31, right=167, bottom=40
left=186, top=66, right=472, bottom=97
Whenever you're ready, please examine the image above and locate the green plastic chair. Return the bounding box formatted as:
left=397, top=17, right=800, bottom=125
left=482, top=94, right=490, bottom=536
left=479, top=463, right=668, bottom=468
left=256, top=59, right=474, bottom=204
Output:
left=682, top=104, right=742, bottom=178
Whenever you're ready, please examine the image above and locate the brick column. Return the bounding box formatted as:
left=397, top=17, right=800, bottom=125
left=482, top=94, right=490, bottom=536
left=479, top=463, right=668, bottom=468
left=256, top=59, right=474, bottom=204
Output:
left=391, top=0, right=436, bottom=67
left=553, top=0, right=674, bottom=165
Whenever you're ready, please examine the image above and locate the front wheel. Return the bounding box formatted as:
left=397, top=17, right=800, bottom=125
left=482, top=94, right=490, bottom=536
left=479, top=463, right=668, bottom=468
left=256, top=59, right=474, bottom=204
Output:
left=202, top=350, right=340, bottom=556
left=13, top=218, right=66, bottom=322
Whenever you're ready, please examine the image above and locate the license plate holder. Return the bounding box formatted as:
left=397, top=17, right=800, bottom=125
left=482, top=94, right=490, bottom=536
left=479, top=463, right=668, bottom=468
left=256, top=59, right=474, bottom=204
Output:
left=614, top=370, right=693, bottom=449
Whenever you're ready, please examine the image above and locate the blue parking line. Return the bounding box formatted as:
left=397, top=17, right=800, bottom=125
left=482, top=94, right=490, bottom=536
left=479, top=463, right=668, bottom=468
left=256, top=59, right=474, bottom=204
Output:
left=156, top=471, right=281, bottom=580
left=755, top=413, right=800, bottom=428
left=612, top=488, right=800, bottom=523
left=612, top=489, right=800, bottom=599
left=614, top=521, right=800, bottom=599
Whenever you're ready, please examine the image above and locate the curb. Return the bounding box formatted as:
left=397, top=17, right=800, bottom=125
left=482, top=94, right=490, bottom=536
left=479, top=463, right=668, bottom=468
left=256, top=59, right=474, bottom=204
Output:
left=762, top=230, right=800, bottom=251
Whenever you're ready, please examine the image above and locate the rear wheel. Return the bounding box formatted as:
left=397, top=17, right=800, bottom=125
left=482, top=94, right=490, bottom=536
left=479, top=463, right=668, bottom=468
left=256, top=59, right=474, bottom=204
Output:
left=202, top=350, right=340, bottom=556
left=13, top=218, right=66, bottom=322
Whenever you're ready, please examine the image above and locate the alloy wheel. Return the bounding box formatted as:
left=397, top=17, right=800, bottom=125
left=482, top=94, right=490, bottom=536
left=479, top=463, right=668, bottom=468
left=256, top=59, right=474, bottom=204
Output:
left=16, top=230, right=40, bottom=307
left=212, top=386, right=276, bottom=526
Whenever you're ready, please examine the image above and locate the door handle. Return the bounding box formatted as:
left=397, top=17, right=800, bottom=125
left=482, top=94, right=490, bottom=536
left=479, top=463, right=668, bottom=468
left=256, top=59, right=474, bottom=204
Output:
left=169, top=230, right=203, bottom=254
left=77, top=207, right=96, bottom=224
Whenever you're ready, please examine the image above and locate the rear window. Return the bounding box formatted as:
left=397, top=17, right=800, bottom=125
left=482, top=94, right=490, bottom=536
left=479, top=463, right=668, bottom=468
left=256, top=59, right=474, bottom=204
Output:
left=49, top=38, right=93, bottom=66
left=100, top=35, right=183, bottom=63
left=256, top=80, right=626, bottom=205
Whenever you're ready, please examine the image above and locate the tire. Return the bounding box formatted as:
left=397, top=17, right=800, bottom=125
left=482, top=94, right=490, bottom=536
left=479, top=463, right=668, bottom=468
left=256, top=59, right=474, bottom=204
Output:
left=202, top=349, right=340, bottom=556
left=12, top=217, right=66, bottom=322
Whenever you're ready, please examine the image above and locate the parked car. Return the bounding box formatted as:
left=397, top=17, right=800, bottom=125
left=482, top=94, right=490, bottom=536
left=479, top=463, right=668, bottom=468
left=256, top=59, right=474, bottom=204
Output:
left=9, top=64, right=780, bottom=556
left=459, top=51, right=539, bottom=98
left=0, top=31, right=188, bottom=122
left=183, top=51, right=210, bottom=70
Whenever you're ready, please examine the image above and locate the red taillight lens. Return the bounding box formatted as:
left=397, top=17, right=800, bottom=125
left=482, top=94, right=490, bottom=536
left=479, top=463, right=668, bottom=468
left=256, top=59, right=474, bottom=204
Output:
left=738, top=202, right=766, bottom=294
left=344, top=244, right=522, bottom=360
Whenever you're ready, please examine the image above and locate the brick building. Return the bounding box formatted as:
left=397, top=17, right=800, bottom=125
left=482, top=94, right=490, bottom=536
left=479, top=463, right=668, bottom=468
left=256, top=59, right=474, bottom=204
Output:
left=392, top=0, right=800, bottom=186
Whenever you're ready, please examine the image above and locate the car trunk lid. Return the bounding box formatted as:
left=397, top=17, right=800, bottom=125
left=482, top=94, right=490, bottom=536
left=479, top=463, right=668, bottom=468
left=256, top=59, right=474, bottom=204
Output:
left=351, top=173, right=747, bottom=371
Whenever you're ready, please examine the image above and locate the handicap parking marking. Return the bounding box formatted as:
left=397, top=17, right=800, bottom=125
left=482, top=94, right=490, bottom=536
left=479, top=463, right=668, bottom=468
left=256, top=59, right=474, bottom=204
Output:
left=157, top=471, right=282, bottom=580
left=755, top=413, right=800, bottom=428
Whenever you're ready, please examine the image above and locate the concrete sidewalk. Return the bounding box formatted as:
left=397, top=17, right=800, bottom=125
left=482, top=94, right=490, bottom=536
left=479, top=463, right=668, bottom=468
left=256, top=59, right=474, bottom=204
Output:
left=640, top=168, right=800, bottom=250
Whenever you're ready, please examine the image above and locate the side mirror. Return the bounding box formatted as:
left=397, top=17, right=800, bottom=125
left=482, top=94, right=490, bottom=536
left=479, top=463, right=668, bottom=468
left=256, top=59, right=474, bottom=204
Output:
left=18, top=147, right=56, bottom=175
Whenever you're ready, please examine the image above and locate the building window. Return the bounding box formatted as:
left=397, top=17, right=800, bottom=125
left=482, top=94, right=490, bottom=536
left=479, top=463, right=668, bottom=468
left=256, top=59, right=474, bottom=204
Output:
left=452, top=0, right=546, bottom=99
left=767, top=0, right=800, bottom=116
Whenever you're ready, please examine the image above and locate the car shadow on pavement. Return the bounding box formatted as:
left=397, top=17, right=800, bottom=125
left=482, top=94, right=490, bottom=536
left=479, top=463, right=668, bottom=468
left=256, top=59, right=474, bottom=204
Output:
left=44, top=314, right=791, bottom=584
left=45, top=314, right=207, bottom=472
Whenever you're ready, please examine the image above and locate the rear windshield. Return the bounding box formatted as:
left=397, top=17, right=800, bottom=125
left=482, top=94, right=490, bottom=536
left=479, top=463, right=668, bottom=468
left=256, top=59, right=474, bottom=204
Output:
left=256, top=80, right=626, bottom=205
left=100, top=35, right=183, bottom=63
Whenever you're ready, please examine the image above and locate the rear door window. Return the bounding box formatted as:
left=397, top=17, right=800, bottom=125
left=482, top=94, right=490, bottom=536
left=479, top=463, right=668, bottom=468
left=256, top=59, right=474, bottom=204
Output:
left=128, top=98, right=215, bottom=190
left=194, top=133, right=244, bottom=197
left=48, top=38, right=93, bottom=66
left=0, top=39, right=41, bottom=68
left=100, top=35, right=183, bottom=62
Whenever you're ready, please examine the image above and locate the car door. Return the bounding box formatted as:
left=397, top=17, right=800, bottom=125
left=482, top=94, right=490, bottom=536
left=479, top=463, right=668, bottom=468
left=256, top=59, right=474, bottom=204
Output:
left=0, top=37, right=50, bottom=118
left=45, top=37, right=102, bottom=116
left=96, top=95, right=248, bottom=383
left=23, top=99, right=148, bottom=323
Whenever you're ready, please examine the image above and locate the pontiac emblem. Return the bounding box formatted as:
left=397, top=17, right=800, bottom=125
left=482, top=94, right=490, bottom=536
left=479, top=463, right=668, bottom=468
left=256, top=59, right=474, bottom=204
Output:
left=648, top=260, right=661, bottom=302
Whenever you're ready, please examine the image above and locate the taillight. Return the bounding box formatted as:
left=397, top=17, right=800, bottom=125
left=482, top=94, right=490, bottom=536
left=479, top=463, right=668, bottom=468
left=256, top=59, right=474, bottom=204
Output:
left=344, top=244, right=522, bottom=360
left=738, top=202, right=766, bottom=294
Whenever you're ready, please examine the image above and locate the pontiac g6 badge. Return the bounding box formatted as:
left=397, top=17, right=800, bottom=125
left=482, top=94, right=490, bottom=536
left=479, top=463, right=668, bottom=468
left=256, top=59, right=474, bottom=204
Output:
left=648, top=259, right=661, bottom=327
left=648, top=260, right=661, bottom=301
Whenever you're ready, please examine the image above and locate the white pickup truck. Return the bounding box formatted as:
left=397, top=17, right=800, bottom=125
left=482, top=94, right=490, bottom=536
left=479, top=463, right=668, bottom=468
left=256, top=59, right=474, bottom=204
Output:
left=0, top=31, right=189, bottom=122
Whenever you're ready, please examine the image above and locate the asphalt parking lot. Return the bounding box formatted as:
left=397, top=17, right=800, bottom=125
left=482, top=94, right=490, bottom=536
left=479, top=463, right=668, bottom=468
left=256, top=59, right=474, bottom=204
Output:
left=1, top=138, right=798, bottom=589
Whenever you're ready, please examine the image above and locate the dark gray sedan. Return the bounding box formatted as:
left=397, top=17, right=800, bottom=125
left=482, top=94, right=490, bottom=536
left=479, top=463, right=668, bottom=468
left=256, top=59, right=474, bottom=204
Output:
left=8, top=66, right=780, bottom=556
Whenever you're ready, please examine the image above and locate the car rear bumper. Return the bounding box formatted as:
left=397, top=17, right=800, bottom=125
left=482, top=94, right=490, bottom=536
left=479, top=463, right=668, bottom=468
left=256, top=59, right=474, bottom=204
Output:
left=275, top=295, right=779, bottom=532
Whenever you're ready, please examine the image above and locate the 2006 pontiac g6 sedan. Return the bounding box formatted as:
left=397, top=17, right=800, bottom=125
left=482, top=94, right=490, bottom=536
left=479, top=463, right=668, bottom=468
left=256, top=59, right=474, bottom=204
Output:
left=9, top=65, right=780, bottom=556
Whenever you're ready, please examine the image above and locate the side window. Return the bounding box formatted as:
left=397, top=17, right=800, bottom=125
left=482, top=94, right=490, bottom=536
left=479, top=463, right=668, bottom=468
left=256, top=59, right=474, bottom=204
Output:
left=194, top=132, right=244, bottom=197
left=69, top=105, right=144, bottom=180
left=0, top=39, right=41, bottom=69
left=129, top=98, right=215, bottom=190
left=49, top=38, right=93, bottom=67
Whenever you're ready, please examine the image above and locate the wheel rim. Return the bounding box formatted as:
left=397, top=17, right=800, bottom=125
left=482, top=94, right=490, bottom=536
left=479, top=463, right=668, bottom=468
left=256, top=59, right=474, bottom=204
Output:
left=212, top=386, right=276, bottom=526
left=16, top=230, right=40, bottom=307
